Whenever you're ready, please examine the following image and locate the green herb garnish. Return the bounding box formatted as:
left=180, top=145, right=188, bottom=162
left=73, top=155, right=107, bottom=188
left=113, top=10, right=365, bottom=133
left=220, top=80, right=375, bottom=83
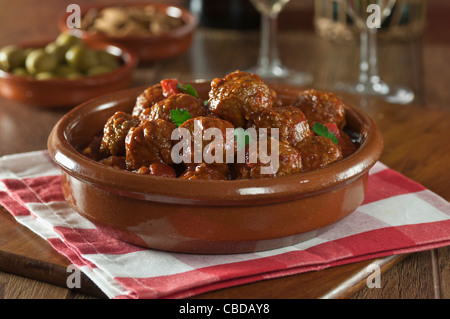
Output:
left=177, top=82, right=199, bottom=99
left=170, top=109, right=192, bottom=127
left=312, top=123, right=338, bottom=145
left=234, top=128, right=252, bottom=151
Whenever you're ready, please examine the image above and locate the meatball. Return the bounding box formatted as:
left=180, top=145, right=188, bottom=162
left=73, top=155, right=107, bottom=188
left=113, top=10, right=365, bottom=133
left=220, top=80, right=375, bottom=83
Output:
left=235, top=138, right=302, bottom=179
left=174, top=116, right=235, bottom=167
left=135, top=162, right=177, bottom=178
left=293, top=89, right=347, bottom=129
left=131, top=84, right=165, bottom=117
left=89, top=71, right=355, bottom=180
left=125, top=119, right=177, bottom=171
left=208, top=70, right=273, bottom=128
left=139, top=93, right=206, bottom=123
left=81, top=134, right=102, bottom=160
left=296, top=135, right=343, bottom=172
left=179, top=163, right=230, bottom=180
left=99, top=156, right=127, bottom=170
left=246, top=106, right=311, bottom=148
left=270, top=88, right=283, bottom=107
left=338, top=130, right=357, bottom=158
left=318, top=122, right=358, bottom=158
left=100, top=111, right=140, bottom=157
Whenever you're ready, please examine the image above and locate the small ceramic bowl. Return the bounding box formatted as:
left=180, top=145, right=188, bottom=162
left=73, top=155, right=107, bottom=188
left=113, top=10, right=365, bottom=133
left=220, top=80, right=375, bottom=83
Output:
left=0, top=40, right=138, bottom=109
left=58, top=3, right=197, bottom=63
left=47, top=83, right=383, bottom=254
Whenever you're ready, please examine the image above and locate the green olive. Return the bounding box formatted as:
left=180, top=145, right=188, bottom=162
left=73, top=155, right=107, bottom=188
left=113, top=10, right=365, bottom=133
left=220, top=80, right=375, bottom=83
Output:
left=24, top=48, right=34, bottom=56
left=65, top=72, right=83, bottom=79
left=55, top=64, right=83, bottom=79
left=55, top=33, right=83, bottom=48
left=11, top=67, right=29, bottom=76
left=55, top=64, right=75, bottom=76
left=35, top=71, right=57, bottom=80
left=65, top=44, right=100, bottom=72
left=87, top=64, right=116, bottom=76
left=45, top=42, right=67, bottom=64
left=25, top=48, right=58, bottom=75
left=0, top=45, right=27, bottom=71
left=97, top=50, right=120, bottom=69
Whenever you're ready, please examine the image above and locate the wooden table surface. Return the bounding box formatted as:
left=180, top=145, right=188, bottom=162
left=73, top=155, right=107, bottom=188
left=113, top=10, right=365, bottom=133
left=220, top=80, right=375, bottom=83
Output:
left=0, top=0, right=449, bottom=299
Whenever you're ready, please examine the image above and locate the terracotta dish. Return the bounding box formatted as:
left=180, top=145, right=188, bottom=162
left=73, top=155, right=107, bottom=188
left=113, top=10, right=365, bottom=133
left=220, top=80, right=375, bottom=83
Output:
left=47, top=83, right=383, bottom=254
left=58, top=3, right=197, bottom=63
left=0, top=40, right=137, bottom=109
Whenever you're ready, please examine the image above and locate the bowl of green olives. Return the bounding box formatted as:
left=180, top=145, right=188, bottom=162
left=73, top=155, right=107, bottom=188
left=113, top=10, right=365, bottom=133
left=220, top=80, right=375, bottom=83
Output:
left=0, top=33, right=138, bottom=108
left=58, top=3, right=197, bottom=63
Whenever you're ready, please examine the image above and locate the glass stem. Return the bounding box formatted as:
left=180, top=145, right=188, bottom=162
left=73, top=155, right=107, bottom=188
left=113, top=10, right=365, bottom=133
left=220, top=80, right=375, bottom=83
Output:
left=367, top=27, right=381, bottom=85
left=358, top=28, right=369, bottom=84
left=359, top=27, right=381, bottom=86
left=258, top=13, right=280, bottom=70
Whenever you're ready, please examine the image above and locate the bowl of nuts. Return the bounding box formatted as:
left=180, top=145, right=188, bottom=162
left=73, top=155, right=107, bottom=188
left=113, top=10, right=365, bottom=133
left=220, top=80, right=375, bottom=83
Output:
left=58, top=2, right=198, bottom=63
left=0, top=33, right=138, bottom=108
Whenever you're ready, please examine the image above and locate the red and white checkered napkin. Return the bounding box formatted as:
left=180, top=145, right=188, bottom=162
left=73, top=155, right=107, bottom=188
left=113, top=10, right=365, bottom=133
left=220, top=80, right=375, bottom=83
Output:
left=0, top=150, right=449, bottom=299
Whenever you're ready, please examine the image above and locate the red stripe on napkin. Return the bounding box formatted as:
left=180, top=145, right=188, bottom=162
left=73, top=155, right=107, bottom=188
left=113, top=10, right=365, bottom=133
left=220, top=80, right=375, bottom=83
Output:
left=2, top=176, right=65, bottom=204
left=0, top=191, right=31, bottom=217
left=47, top=237, right=97, bottom=269
left=54, top=226, right=146, bottom=255
left=363, top=168, right=426, bottom=205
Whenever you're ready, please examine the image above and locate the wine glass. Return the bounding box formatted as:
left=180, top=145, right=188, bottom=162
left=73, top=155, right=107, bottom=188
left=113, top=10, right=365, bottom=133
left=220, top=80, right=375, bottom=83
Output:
left=247, top=0, right=313, bottom=85
left=335, top=0, right=414, bottom=104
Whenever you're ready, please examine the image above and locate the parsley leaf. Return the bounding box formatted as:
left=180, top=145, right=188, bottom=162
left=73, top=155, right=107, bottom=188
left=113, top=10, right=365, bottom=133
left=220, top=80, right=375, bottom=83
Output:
left=234, top=128, right=252, bottom=151
left=312, top=123, right=338, bottom=145
left=170, top=109, right=192, bottom=127
left=177, top=82, right=199, bottom=99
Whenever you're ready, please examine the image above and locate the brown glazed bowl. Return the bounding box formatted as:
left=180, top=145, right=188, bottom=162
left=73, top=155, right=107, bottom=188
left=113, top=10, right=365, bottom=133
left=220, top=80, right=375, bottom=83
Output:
left=58, top=3, right=197, bottom=63
left=0, top=40, right=138, bottom=109
left=47, top=82, right=383, bottom=254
